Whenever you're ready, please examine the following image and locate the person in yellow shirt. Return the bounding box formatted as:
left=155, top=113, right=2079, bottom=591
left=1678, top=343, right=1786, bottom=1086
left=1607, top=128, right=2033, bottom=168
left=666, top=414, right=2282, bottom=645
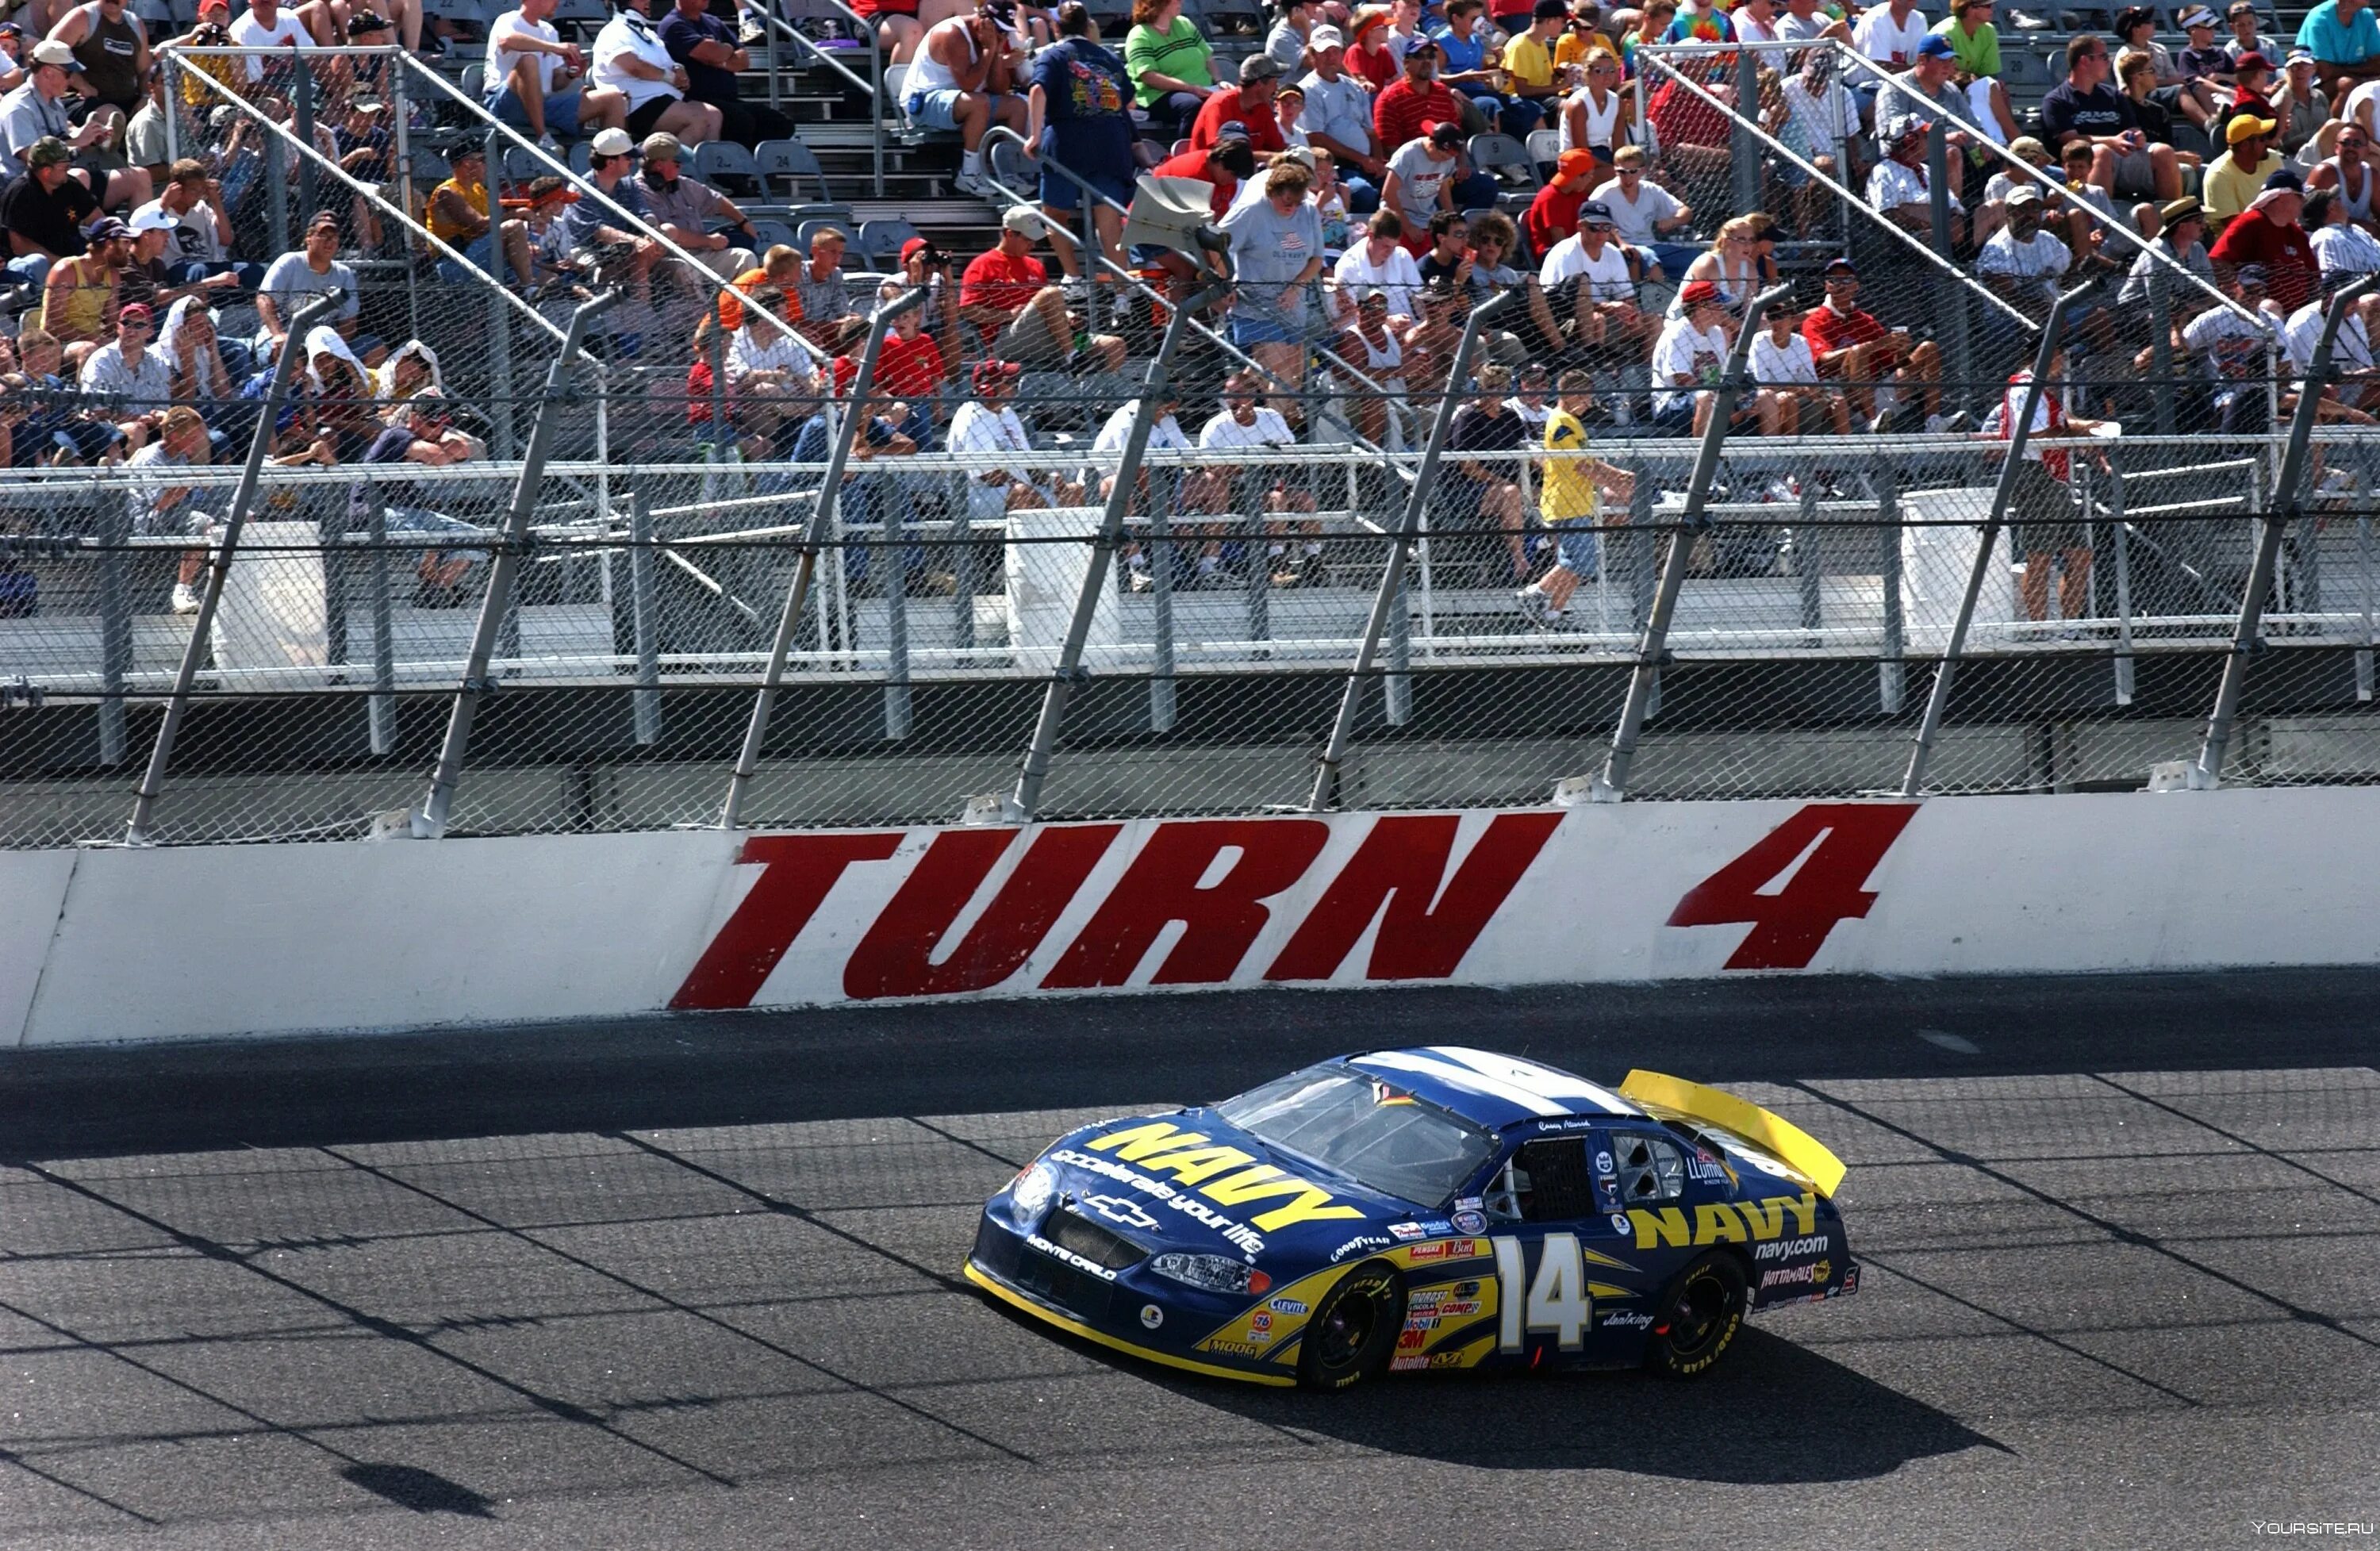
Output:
left=1491, top=0, right=1570, bottom=139
left=1518, top=367, right=1633, bottom=624
left=2202, top=113, right=2282, bottom=223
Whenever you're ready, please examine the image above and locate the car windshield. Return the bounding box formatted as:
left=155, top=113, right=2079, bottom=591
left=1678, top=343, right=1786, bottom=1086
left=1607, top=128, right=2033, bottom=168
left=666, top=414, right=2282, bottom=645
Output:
left=1214, top=1065, right=1499, bottom=1208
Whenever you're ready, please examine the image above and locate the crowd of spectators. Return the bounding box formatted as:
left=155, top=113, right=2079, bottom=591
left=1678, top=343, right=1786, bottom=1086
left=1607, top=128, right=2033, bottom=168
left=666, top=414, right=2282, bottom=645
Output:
left=14, top=0, right=2380, bottom=622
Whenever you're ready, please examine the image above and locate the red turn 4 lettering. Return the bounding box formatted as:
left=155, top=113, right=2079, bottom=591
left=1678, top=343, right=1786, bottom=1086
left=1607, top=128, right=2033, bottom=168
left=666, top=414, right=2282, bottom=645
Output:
left=1666, top=803, right=1921, bottom=970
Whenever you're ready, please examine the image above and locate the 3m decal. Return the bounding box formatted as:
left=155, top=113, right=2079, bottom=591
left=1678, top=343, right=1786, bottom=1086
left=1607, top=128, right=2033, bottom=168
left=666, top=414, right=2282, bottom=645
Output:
left=1043, top=820, right=1331, bottom=988
left=1627, top=1192, right=1818, bottom=1251
left=1262, top=812, right=1562, bottom=982
left=671, top=832, right=903, bottom=1009
left=1083, top=1121, right=1364, bottom=1233
left=843, top=825, right=1119, bottom=1000
left=1666, top=802, right=1921, bottom=970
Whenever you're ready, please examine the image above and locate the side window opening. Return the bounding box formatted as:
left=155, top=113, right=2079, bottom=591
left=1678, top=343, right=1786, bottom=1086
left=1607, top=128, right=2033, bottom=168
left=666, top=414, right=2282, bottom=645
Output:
left=1483, top=1138, right=1602, bottom=1224
left=1613, top=1131, right=1685, bottom=1204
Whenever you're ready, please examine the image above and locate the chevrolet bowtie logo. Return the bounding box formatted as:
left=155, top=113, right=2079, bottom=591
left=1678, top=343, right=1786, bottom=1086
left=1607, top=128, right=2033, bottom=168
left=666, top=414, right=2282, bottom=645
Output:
left=1077, top=1193, right=1158, bottom=1231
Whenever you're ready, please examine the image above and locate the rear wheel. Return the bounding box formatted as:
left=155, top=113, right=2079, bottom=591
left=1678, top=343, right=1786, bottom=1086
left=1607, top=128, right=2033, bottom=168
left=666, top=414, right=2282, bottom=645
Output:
left=1645, top=1251, right=1747, bottom=1380
left=1296, top=1261, right=1402, bottom=1390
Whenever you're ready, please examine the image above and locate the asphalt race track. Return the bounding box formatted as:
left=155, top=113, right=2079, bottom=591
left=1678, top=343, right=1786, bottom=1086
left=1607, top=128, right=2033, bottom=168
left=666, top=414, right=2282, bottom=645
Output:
left=2, top=971, right=2376, bottom=1549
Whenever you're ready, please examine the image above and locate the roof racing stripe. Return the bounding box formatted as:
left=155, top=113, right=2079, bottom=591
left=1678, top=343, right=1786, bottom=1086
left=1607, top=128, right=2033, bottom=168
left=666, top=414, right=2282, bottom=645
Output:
left=1351, top=1050, right=1573, bottom=1116
left=1422, top=1046, right=1637, bottom=1115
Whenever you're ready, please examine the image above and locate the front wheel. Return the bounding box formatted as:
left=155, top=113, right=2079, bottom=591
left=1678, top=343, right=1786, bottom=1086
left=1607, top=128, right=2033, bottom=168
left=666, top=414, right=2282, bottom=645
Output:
left=1297, top=1261, right=1403, bottom=1390
left=1645, top=1251, right=1747, bottom=1380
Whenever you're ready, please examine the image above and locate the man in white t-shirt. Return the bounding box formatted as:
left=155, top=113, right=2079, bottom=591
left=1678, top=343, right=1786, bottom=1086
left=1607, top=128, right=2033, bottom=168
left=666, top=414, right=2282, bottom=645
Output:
left=485, top=0, right=625, bottom=144
left=1650, top=280, right=1779, bottom=436
left=2283, top=271, right=2380, bottom=410
left=1589, top=146, right=1697, bottom=281
left=1538, top=200, right=1653, bottom=353
left=1850, top=0, right=1929, bottom=89
left=1193, top=368, right=1320, bottom=587
left=590, top=0, right=720, bottom=145
left=1749, top=297, right=1847, bottom=433
left=1975, top=184, right=2069, bottom=315
left=227, top=0, right=311, bottom=82
left=1868, top=121, right=1964, bottom=244
left=1090, top=390, right=1198, bottom=589
left=1331, top=208, right=1423, bottom=319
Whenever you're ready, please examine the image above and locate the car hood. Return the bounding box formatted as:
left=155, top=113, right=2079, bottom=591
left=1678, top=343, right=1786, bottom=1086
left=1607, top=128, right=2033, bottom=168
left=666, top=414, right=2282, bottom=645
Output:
left=1031, top=1108, right=1428, bottom=1267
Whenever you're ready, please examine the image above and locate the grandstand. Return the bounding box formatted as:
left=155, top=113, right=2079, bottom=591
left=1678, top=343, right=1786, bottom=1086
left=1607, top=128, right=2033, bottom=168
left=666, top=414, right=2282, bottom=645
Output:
left=2, top=0, right=2380, bottom=846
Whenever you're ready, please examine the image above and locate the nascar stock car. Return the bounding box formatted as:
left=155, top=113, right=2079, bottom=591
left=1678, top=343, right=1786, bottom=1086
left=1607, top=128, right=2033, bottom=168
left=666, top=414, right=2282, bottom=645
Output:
left=966, top=1047, right=1858, bottom=1388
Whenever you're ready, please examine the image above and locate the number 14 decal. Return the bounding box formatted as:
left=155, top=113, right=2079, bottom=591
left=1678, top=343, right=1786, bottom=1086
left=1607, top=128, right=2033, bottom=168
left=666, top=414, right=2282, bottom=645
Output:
left=1494, top=1234, right=1592, bottom=1353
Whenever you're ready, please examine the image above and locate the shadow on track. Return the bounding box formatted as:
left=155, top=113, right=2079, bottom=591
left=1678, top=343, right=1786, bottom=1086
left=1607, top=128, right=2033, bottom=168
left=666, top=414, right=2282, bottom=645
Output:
left=6, top=969, right=2378, bottom=1159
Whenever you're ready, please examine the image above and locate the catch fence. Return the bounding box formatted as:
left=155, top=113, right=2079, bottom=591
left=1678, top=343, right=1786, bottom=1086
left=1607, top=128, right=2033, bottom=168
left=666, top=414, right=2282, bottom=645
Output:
left=5, top=426, right=2377, bottom=847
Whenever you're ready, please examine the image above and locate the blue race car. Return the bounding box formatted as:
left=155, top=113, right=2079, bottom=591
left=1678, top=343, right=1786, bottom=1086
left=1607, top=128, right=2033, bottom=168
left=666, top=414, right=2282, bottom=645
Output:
left=967, top=1046, right=1857, bottom=1388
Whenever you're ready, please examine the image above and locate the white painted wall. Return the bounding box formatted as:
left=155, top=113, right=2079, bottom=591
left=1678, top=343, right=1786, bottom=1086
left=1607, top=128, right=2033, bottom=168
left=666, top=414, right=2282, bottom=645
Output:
left=9, top=788, right=2380, bottom=1047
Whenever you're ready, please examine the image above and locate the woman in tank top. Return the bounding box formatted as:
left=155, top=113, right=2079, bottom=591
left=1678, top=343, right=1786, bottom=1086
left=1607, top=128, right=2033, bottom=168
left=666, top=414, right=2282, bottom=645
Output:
left=57, top=0, right=148, bottom=113
left=1337, top=287, right=1407, bottom=447
left=1559, top=47, right=1630, bottom=159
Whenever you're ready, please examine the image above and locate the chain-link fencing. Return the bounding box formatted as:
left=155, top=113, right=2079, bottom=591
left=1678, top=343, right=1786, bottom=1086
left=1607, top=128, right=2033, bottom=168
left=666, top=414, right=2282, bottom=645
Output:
left=8, top=417, right=2380, bottom=847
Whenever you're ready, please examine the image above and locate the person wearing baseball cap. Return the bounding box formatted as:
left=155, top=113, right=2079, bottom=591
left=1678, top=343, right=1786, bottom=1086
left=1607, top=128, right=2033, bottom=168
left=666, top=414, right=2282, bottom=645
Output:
left=0, top=136, right=97, bottom=290
left=1870, top=118, right=1966, bottom=247
left=77, top=297, right=170, bottom=422
left=1874, top=33, right=1975, bottom=163
left=2205, top=111, right=2283, bottom=222
left=1651, top=278, right=1781, bottom=437
left=1382, top=116, right=1473, bottom=255
left=256, top=209, right=364, bottom=356
left=958, top=205, right=1126, bottom=373
left=1537, top=195, right=1652, bottom=355
left=2210, top=165, right=2317, bottom=311
left=2, top=35, right=150, bottom=216
left=1292, top=22, right=1388, bottom=201
left=1523, top=145, right=1598, bottom=255
left=1188, top=51, right=1289, bottom=155
left=948, top=356, right=1073, bottom=524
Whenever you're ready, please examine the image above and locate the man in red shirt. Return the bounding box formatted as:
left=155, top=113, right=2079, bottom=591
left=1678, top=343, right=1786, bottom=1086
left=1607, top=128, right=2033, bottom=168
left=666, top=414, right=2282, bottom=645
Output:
left=958, top=205, right=1127, bottom=369
left=1800, top=257, right=1943, bottom=428
left=1190, top=54, right=1288, bottom=153
left=2209, top=171, right=2317, bottom=313
left=1524, top=147, right=1598, bottom=260
left=1134, top=136, right=1257, bottom=285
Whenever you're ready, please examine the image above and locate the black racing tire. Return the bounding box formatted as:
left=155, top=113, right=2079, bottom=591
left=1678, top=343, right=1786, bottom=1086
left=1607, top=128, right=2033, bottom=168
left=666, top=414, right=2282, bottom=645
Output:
left=1645, top=1251, right=1748, bottom=1380
left=1296, top=1261, right=1403, bottom=1391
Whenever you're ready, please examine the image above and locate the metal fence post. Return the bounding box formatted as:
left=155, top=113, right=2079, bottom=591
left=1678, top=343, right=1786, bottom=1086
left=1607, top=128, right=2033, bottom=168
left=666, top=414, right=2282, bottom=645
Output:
left=2148, top=260, right=2175, bottom=437
left=293, top=56, right=319, bottom=230
left=1732, top=46, right=1760, bottom=217
left=365, top=485, right=396, bottom=755
left=486, top=125, right=517, bottom=459
left=1590, top=283, right=1793, bottom=802
left=630, top=489, right=662, bottom=745
left=1009, top=276, right=1232, bottom=822
left=2187, top=274, right=2378, bottom=789
left=1796, top=479, right=1822, bottom=636
left=1929, top=120, right=1971, bottom=417
left=1899, top=274, right=2103, bottom=798
left=720, top=285, right=926, bottom=828
left=1309, top=290, right=1518, bottom=811
left=1876, top=457, right=1903, bottom=714
left=413, top=290, right=620, bottom=839
left=94, top=489, right=128, bottom=766
left=2358, top=510, right=2375, bottom=702
left=1150, top=478, right=1176, bottom=733
left=2108, top=463, right=2136, bottom=706
left=1627, top=457, right=1656, bottom=629
left=124, top=289, right=348, bottom=844
left=884, top=479, right=912, bottom=740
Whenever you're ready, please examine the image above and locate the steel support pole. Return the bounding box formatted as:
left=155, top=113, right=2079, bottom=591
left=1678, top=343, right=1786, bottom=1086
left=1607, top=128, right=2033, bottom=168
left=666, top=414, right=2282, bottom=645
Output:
left=630, top=489, right=662, bottom=745
left=412, top=290, right=620, bottom=839
left=1309, top=289, right=1518, bottom=812
left=719, top=285, right=927, bottom=828
left=1732, top=47, right=1760, bottom=218
left=1009, top=277, right=1233, bottom=823
left=2148, top=261, right=2175, bottom=437
left=293, top=57, right=319, bottom=233
left=486, top=124, right=517, bottom=459
left=94, top=489, right=127, bottom=766
left=2190, top=274, right=2379, bottom=788
left=884, top=480, right=912, bottom=740
left=1898, top=275, right=2100, bottom=798
left=364, top=486, right=397, bottom=755
left=1929, top=121, right=1971, bottom=417
left=124, top=289, right=348, bottom=844
left=1876, top=457, right=1904, bottom=714
left=2109, top=464, right=2136, bottom=706
left=1150, top=478, right=1176, bottom=733
left=1591, top=283, right=1795, bottom=802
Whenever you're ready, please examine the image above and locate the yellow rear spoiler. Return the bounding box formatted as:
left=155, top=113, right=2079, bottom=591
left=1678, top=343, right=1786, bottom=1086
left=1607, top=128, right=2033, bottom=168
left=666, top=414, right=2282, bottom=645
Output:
left=1618, top=1070, right=1848, bottom=1200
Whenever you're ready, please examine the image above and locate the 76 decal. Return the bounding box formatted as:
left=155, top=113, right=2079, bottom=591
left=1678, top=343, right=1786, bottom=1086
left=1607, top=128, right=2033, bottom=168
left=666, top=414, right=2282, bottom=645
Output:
left=1667, top=803, right=1920, bottom=970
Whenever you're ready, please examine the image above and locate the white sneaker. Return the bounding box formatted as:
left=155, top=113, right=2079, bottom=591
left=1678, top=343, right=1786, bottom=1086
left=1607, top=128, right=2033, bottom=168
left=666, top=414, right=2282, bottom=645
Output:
left=535, top=131, right=563, bottom=155
left=953, top=167, right=996, bottom=198
left=170, top=582, right=200, bottom=614
left=1515, top=585, right=1551, bottom=626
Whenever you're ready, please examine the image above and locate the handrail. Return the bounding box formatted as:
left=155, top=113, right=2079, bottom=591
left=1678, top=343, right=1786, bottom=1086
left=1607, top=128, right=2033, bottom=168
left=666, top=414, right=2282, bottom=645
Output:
left=1635, top=44, right=2036, bottom=330
left=393, top=51, right=831, bottom=370
left=744, top=0, right=883, bottom=198
left=979, top=126, right=1419, bottom=475
left=1791, top=37, right=2258, bottom=328
left=160, top=48, right=575, bottom=348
